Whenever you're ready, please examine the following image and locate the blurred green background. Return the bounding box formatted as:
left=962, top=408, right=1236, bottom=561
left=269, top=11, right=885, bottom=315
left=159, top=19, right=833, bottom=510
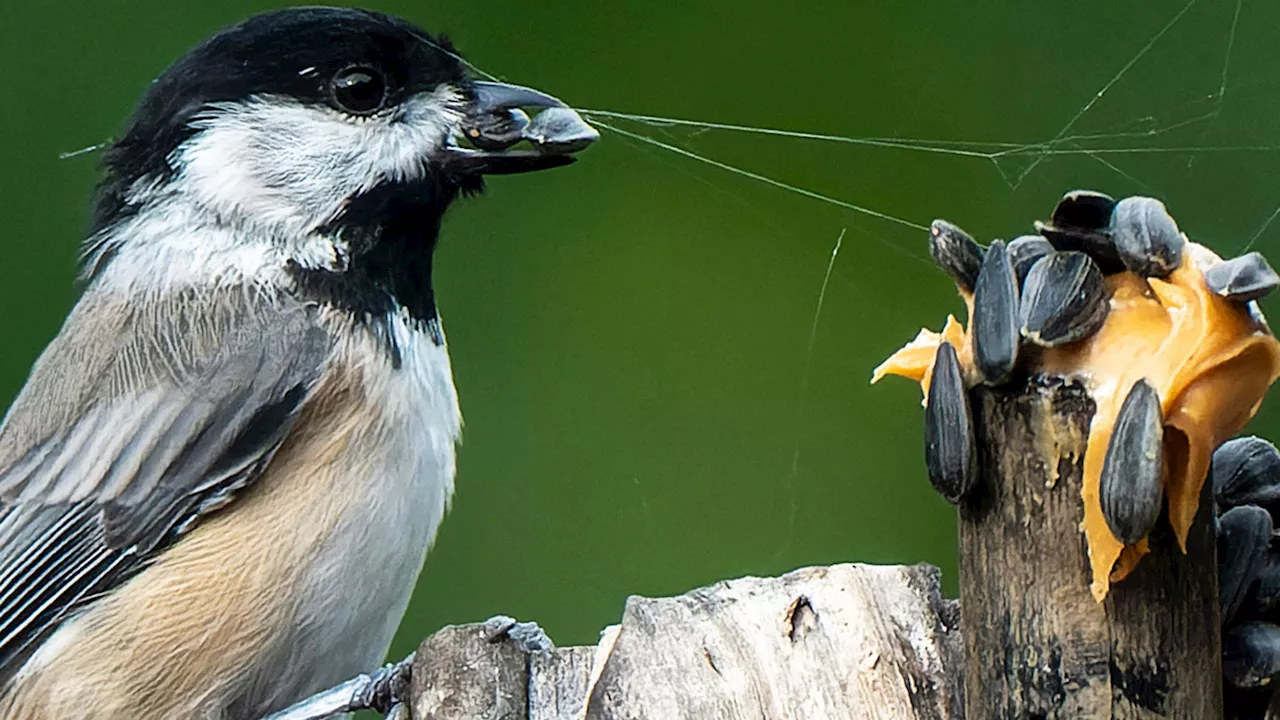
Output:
left=4, top=0, right=1280, bottom=683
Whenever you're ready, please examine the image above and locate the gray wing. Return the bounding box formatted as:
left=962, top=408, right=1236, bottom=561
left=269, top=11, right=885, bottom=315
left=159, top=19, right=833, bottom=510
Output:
left=0, top=286, right=332, bottom=679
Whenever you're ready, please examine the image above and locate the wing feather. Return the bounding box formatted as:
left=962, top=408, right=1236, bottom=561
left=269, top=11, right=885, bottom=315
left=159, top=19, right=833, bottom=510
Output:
left=0, top=286, right=333, bottom=680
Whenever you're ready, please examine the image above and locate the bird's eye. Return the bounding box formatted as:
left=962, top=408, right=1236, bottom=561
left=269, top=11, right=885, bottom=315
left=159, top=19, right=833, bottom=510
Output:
left=330, top=67, right=387, bottom=115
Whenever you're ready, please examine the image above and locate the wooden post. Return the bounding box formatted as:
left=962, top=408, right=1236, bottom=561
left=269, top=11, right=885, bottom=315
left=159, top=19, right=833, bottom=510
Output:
left=402, top=564, right=964, bottom=720
left=958, top=377, right=1223, bottom=718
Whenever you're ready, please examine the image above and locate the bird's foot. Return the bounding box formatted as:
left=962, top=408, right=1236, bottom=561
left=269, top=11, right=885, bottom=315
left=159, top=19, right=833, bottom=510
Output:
left=482, top=614, right=555, bottom=655
left=352, top=653, right=414, bottom=716
left=258, top=653, right=414, bottom=720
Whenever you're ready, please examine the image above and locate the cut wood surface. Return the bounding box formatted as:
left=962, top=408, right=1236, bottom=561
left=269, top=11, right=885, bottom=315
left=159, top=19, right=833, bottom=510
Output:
left=408, top=563, right=963, bottom=720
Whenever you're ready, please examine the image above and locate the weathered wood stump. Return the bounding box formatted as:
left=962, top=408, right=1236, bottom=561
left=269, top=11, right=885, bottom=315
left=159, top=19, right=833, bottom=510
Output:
left=959, top=377, right=1222, bottom=719
left=408, top=564, right=964, bottom=720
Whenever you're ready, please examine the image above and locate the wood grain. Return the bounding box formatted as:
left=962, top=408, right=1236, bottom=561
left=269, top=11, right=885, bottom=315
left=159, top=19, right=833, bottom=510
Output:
left=405, top=563, right=963, bottom=719
left=959, top=377, right=1222, bottom=719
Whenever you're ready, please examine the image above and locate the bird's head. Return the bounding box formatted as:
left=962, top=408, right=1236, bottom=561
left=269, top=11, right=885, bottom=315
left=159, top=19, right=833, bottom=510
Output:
left=86, top=6, right=595, bottom=314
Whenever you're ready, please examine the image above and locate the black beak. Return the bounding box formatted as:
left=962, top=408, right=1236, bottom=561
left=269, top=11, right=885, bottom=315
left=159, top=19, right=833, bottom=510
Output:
left=443, top=81, right=599, bottom=176
left=470, top=81, right=567, bottom=112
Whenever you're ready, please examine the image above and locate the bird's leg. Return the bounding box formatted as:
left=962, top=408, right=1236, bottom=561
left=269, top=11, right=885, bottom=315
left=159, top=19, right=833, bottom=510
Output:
left=258, top=618, right=553, bottom=720
left=352, top=653, right=414, bottom=716
left=258, top=653, right=414, bottom=720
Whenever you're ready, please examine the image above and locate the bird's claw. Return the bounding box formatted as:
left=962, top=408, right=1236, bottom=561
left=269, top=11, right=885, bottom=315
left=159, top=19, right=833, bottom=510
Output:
left=351, top=653, right=413, bottom=715
left=482, top=614, right=554, bottom=655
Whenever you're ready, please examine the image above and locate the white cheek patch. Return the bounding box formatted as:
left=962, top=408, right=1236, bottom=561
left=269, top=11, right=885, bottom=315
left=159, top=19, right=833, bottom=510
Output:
left=172, top=86, right=464, bottom=235
left=86, top=86, right=466, bottom=294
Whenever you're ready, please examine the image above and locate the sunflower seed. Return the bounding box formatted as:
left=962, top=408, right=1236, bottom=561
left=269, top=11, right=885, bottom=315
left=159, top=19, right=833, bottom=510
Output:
left=1212, top=437, right=1280, bottom=510
left=1204, top=252, right=1280, bottom=303
left=1098, top=379, right=1164, bottom=546
left=972, top=239, right=1020, bottom=384
left=462, top=108, right=532, bottom=151
left=524, top=107, right=601, bottom=155
left=1224, top=621, right=1280, bottom=688
left=1036, top=190, right=1125, bottom=274
left=1249, top=550, right=1280, bottom=615
left=1007, top=235, right=1054, bottom=286
left=924, top=341, right=976, bottom=503
left=1219, top=504, right=1274, bottom=626
left=1111, top=196, right=1184, bottom=278
left=1053, top=189, right=1117, bottom=230
left=1018, top=251, right=1109, bottom=347
left=928, top=220, right=985, bottom=294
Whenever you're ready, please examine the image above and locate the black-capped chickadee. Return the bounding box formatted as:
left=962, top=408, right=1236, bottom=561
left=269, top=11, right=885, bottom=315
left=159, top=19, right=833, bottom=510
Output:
left=0, top=7, right=595, bottom=718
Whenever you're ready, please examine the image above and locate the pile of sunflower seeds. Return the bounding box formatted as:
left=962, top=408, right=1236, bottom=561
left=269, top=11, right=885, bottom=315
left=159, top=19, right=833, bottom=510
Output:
left=922, top=190, right=1280, bottom=692
left=923, top=190, right=1278, bottom=523
left=1215, top=437, right=1280, bottom=689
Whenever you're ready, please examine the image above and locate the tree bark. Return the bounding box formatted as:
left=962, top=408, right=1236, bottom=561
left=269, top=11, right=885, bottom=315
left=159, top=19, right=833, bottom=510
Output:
left=959, top=377, right=1222, bottom=719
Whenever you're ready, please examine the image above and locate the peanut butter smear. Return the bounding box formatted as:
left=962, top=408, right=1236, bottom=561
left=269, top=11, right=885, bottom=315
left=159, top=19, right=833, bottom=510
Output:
left=873, top=242, right=1280, bottom=600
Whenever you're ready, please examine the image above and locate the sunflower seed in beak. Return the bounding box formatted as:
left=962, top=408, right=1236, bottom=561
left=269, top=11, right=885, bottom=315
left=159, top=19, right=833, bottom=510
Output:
left=523, top=107, right=600, bottom=155
left=461, top=108, right=531, bottom=151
